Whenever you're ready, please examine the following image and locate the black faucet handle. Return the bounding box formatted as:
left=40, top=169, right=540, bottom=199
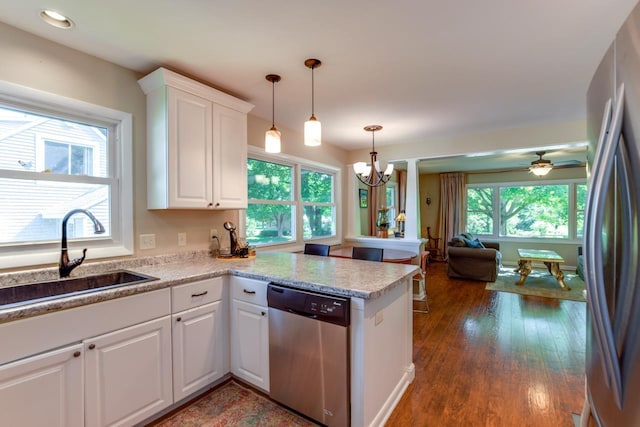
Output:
left=69, top=248, right=88, bottom=268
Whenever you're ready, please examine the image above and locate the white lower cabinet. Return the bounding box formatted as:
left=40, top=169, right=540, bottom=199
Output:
left=84, top=316, right=173, bottom=427
left=172, top=300, right=227, bottom=401
left=230, top=276, right=269, bottom=392
left=0, top=343, right=84, bottom=427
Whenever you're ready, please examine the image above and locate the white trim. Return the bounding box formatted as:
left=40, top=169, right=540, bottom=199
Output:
left=0, top=80, right=133, bottom=269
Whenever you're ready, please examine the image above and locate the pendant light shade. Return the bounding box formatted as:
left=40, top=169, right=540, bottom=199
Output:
left=353, top=125, right=394, bottom=187
left=304, top=58, right=322, bottom=147
left=265, top=74, right=281, bottom=153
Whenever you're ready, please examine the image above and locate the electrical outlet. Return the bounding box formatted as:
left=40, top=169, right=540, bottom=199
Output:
left=139, top=234, right=156, bottom=250
left=178, top=232, right=187, bottom=246
left=210, top=229, right=218, bottom=241
left=375, top=309, right=384, bottom=326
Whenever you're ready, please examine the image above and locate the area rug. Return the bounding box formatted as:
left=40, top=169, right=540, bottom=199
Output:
left=154, top=381, right=317, bottom=426
left=485, top=267, right=586, bottom=302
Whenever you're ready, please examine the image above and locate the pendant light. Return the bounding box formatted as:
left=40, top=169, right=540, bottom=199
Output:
left=529, top=151, right=553, bottom=176
left=265, top=74, right=282, bottom=153
left=304, top=58, right=322, bottom=147
left=353, top=125, right=394, bottom=187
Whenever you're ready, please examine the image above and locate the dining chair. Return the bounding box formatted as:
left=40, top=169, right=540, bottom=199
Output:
left=304, top=243, right=331, bottom=256
left=352, top=247, right=384, bottom=262
left=412, top=250, right=430, bottom=313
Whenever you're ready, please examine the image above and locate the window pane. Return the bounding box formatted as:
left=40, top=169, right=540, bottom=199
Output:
left=301, top=169, right=333, bottom=203
left=576, top=184, right=587, bottom=238
left=500, top=185, right=569, bottom=238
left=45, top=141, right=69, bottom=174
left=246, top=203, right=295, bottom=245
left=0, top=178, right=111, bottom=244
left=466, top=187, right=493, bottom=234
left=303, top=205, right=336, bottom=239
left=0, top=106, right=107, bottom=177
left=248, top=159, right=292, bottom=201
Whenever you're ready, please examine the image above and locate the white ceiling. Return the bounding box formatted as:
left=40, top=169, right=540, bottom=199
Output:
left=0, top=0, right=637, bottom=150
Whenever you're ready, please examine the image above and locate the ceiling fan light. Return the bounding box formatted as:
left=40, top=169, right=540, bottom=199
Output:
left=265, top=127, right=281, bottom=153
left=529, top=163, right=552, bottom=176
left=304, top=116, right=321, bottom=146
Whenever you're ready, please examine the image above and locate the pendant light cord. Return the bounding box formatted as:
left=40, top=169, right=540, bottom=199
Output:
left=271, top=80, right=275, bottom=127
left=311, top=65, right=315, bottom=117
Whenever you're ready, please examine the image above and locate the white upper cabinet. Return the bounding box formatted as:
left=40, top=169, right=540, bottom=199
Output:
left=139, top=68, right=254, bottom=210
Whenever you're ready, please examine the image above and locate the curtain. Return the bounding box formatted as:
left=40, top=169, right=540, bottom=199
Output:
left=397, top=170, right=407, bottom=212
left=438, top=172, right=466, bottom=259
left=368, top=185, right=384, bottom=236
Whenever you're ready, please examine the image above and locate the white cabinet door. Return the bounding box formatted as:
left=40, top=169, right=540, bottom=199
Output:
left=212, top=103, right=248, bottom=209
left=167, top=87, right=213, bottom=209
left=0, top=343, right=83, bottom=427
left=85, top=316, right=172, bottom=427
left=230, top=299, right=269, bottom=391
left=172, top=300, right=227, bottom=402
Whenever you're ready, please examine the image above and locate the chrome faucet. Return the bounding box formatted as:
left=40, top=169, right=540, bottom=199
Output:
left=59, top=209, right=106, bottom=278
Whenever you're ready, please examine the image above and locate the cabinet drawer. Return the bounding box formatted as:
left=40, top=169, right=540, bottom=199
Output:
left=172, top=277, right=224, bottom=313
left=230, top=276, right=267, bottom=306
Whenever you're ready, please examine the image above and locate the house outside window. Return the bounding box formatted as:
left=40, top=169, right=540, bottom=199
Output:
left=466, top=180, right=585, bottom=241
left=0, top=83, right=133, bottom=269
left=246, top=150, right=339, bottom=248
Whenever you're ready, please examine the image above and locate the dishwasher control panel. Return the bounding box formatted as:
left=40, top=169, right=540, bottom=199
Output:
left=267, top=283, right=350, bottom=327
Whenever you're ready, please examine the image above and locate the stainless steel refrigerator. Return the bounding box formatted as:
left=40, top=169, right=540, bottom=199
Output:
left=584, top=2, right=640, bottom=425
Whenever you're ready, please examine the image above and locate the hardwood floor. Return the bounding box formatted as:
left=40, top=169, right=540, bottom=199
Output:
left=387, top=262, right=586, bottom=427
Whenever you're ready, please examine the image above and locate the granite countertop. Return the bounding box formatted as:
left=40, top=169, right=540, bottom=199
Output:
left=0, top=251, right=419, bottom=324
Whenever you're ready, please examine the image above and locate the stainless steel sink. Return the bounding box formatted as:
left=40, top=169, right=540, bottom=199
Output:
left=0, top=270, right=159, bottom=309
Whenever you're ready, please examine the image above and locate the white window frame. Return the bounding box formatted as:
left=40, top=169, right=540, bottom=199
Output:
left=466, top=178, right=585, bottom=244
left=245, top=145, right=341, bottom=251
left=0, top=81, right=133, bottom=269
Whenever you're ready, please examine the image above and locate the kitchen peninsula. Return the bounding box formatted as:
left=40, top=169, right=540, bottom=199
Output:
left=0, top=252, right=418, bottom=427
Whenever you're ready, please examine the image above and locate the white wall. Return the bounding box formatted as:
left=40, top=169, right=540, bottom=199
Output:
left=0, top=22, right=238, bottom=266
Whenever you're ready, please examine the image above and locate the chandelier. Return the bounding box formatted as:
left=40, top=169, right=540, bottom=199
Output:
left=529, top=151, right=553, bottom=176
left=353, top=125, right=394, bottom=187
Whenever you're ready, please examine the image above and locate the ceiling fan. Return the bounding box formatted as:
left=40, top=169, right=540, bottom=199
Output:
left=529, top=151, right=554, bottom=176
left=527, top=151, right=584, bottom=176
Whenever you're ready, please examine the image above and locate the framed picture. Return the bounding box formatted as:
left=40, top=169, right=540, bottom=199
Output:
left=359, top=189, right=368, bottom=208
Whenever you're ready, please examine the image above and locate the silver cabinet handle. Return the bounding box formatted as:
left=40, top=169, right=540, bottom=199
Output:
left=191, top=291, right=208, bottom=297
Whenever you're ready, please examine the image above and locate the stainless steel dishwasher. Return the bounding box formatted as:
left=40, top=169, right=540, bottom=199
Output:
left=267, top=283, right=350, bottom=427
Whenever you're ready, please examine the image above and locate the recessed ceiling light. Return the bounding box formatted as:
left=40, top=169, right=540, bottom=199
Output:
left=40, top=9, right=74, bottom=29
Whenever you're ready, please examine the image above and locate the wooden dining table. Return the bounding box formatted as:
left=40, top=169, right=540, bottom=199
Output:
left=328, top=246, right=417, bottom=264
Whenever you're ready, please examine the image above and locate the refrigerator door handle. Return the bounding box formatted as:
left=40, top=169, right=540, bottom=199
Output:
left=585, top=97, right=613, bottom=386
left=586, top=84, right=625, bottom=408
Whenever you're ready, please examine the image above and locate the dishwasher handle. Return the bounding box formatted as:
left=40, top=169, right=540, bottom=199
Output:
left=286, top=307, right=318, bottom=320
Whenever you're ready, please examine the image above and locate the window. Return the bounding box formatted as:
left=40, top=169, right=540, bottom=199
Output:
left=466, top=180, right=585, bottom=241
left=385, top=185, right=397, bottom=229
left=0, top=82, right=133, bottom=269
left=246, top=151, right=339, bottom=248
left=246, top=159, right=295, bottom=245
left=301, top=169, right=335, bottom=239
left=467, top=187, right=494, bottom=235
